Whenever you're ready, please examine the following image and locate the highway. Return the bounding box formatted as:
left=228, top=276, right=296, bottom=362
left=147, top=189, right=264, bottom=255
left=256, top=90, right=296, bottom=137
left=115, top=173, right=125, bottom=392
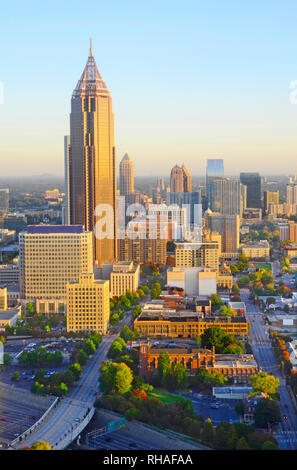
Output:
left=241, top=288, right=297, bottom=450
left=13, top=335, right=115, bottom=449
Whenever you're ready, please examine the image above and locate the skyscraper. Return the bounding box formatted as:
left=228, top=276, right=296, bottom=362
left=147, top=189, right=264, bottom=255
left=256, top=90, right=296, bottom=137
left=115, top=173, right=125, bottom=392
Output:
left=286, top=184, right=297, bottom=205
left=170, top=165, right=192, bottom=193
left=204, top=212, right=240, bottom=254
left=0, top=189, right=9, bottom=216
left=64, top=135, right=70, bottom=225
left=68, top=40, right=116, bottom=266
left=119, top=152, right=134, bottom=196
left=208, top=178, right=245, bottom=216
left=206, top=159, right=224, bottom=187
left=240, top=173, right=261, bottom=209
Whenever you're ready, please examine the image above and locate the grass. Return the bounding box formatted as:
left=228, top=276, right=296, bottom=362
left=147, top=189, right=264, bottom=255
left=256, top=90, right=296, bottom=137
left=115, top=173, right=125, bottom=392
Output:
left=254, top=262, right=272, bottom=271
left=148, top=388, right=187, bottom=405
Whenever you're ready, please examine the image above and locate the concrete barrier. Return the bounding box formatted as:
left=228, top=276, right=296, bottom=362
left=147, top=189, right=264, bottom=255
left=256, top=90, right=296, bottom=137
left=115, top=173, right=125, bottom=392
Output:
left=0, top=382, right=56, bottom=410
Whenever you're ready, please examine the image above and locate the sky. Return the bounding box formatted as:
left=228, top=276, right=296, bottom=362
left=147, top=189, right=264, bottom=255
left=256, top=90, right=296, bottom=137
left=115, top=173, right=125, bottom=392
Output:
left=1, top=0, right=297, bottom=177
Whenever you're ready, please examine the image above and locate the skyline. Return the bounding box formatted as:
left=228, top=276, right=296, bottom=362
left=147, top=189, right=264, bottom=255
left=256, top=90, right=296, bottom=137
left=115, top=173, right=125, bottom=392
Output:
left=1, top=1, right=297, bottom=176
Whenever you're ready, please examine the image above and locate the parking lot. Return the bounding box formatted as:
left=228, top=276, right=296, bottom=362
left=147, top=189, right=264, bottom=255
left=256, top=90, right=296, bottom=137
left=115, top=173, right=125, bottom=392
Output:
left=1, top=337, right=79, bottom=391
left=180, top=392, right=240, bottom=425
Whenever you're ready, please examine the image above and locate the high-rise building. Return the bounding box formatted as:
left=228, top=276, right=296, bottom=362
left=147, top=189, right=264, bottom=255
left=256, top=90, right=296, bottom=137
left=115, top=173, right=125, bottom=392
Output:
left=170, top=165, right=192, bottom=193
left=208, top=179, right=245, bottom=216
left=286, top=184, right=297, bottom=205
left=110, top=261, right=140, bottom=297
left=119, top=152, right=134, bottom=196
left=19, top=225, right=93, bottom=313
left=206, top=159, right=224, bottom=187
left=263, top=190, right=279, bottom=213
left=0, top=189, right=9, bottom=216
left=67, top=273, right=109, bottom=334
left=240, top=173, right=261, bottom=208
left=204, top=212, right=240, bottom=254
left=68, top=40, right=116, bottom=266
left=175, top=241, right=219, bottom=271
left=157, top=177, right=165, bottom=192
left=64, top=135, right=71, bottom=225
left=118, top=216, right=167, bottom=264
left=166, top=190, right=202, bottom=226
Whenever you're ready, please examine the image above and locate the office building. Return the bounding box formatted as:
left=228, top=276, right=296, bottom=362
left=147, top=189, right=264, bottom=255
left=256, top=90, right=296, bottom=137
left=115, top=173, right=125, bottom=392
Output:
left=0, top=263, right=19, bottom=285
left=263, top=190, right=279, bottom=213
left=0, top=288, right=7, bottom=310
left=64, top=135, right=71, bottom=225
left=118, top=216, right=167, bottom=264
left=170, top=165, right=192, bottom=193
left=167, top=266, right=217, bottom=297
left=204, top=212, right=240, bottom=255
left=0, top=189, right=9, bottom=216
left=67, top=273, right=109, bottom=334
left=110, top=261, right=140, bottom=297
left=166, top=190, right=202, bottom=226
left=68, top=40, right=116, bottom=266
left=139, top=343, right=257, bottom=383
left=19, top=225, right=93, bottom=314
left=119, top=152, right=134, bottom=196
left=241, top=240, right=270, bottom=259
left=135, top=312, right=250, bottom=339
left=240, top=173, right=261, bottom=208
left=208, top=178, right=245, bottom=216
left=286, top=184, right=297, bottom=205
left=175, top=241, right=219, bottom=271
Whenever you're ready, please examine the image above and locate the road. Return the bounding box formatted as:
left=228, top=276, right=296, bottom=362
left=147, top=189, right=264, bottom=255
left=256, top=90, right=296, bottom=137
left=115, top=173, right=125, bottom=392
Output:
left=13, top=335, right=115, bottom=449
left=241, top=288, right=297, bottom=450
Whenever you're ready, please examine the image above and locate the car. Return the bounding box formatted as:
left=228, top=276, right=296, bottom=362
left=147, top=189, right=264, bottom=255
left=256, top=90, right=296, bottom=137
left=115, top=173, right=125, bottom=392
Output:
left=283, top=415, right=288, bottom=420
left=0, top=418, right=7, bottom=422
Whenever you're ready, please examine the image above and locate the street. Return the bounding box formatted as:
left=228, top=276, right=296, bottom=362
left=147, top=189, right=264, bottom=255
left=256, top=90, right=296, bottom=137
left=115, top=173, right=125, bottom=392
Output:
left=241, top=287, right=297, bottom=450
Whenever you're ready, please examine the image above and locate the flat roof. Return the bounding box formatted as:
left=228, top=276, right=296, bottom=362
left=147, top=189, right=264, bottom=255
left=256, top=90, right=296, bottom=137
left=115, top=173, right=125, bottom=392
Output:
left=27, top=225, right=84, bottom=234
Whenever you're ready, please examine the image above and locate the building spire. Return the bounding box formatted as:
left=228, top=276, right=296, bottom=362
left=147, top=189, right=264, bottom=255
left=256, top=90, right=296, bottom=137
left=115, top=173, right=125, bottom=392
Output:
left=90, top=37, right=93, bottom=56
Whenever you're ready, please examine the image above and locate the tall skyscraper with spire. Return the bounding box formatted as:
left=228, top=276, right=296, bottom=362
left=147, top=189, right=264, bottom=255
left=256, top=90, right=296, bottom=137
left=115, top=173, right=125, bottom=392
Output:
left=68, top=39, right=117, bottom=266
left=119, top=152, right=134, bottom=196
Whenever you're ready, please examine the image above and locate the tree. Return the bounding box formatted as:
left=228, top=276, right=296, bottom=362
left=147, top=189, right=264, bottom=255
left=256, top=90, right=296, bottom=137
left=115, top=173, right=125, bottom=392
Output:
left=68, top=362, right=82, bottom=381
left=171, top=362, right=188, bottom=390
left=262, top=440, right=277, bottom=450
left=208, top=294, right=222, bottom=311
left=29, top=441, right=52, bottom=450
left=254, top=399, right=281, bottom=428
left=78, top=349, right=88, bottom=365
left=3, top=353, right=12, bottom=366
left=108, top=338, right=126, bottom=358
left=125, top=407, right=140, bottom=420
left=250, top=372, right=280, bottom=397
left=83, top=339, right=96, bottom=356
left=26, top=301, right=35, bottom=315
left=196, top=335, right=201, bottom=348
left=200, top=326, right=234, bottom=353
left=235, top=401, right=245, bottom=416
left=215, top=421, right=237, bottom=450
left=100, top=361, right=133, bottom=394
left=157, top=352, right=171, bottom=387
left=12, top=371, right=20, bottom=381
left=201, top=419, right=214, bottom=445
left=220, top=306, right=235, bottom=317
left=236, top=437, right=250, bottom=450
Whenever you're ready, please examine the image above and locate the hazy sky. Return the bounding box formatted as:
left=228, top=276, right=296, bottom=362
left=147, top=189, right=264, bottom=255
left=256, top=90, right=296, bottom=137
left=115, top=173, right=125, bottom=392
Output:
left=1, top=0, right=297, bottom=177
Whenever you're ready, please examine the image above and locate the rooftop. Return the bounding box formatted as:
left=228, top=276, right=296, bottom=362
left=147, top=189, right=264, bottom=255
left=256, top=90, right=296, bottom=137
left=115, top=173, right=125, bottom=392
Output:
left=26, top=225, right=85, bottom=234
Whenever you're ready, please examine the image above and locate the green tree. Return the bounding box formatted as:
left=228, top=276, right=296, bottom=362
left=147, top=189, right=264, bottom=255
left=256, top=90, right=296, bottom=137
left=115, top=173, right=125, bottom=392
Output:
left=3, top=353, right=12, bottom=366
left=108, top=337, right=126, bottom=359
left=100, top=361, right=133, bottom=394
left=68, top=363, right=82, bottom=381
left=157, top=352, right=171, bottom=387
left=262, top=440, right=277, bottom=450
left=26, top=301, right=35, bottom=315
left=171, top=362, right=188, bottom=389
left=236, top=437, right=250, bottom=450
left=29, top=441, right=52, bottom=450
left=12, top=371, right=20, bottom=381
left=201, top=419, right=214, bottom=445
left=250, top=372, right=280, bottom=397
left=254, top=399, right=281, bottom=428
